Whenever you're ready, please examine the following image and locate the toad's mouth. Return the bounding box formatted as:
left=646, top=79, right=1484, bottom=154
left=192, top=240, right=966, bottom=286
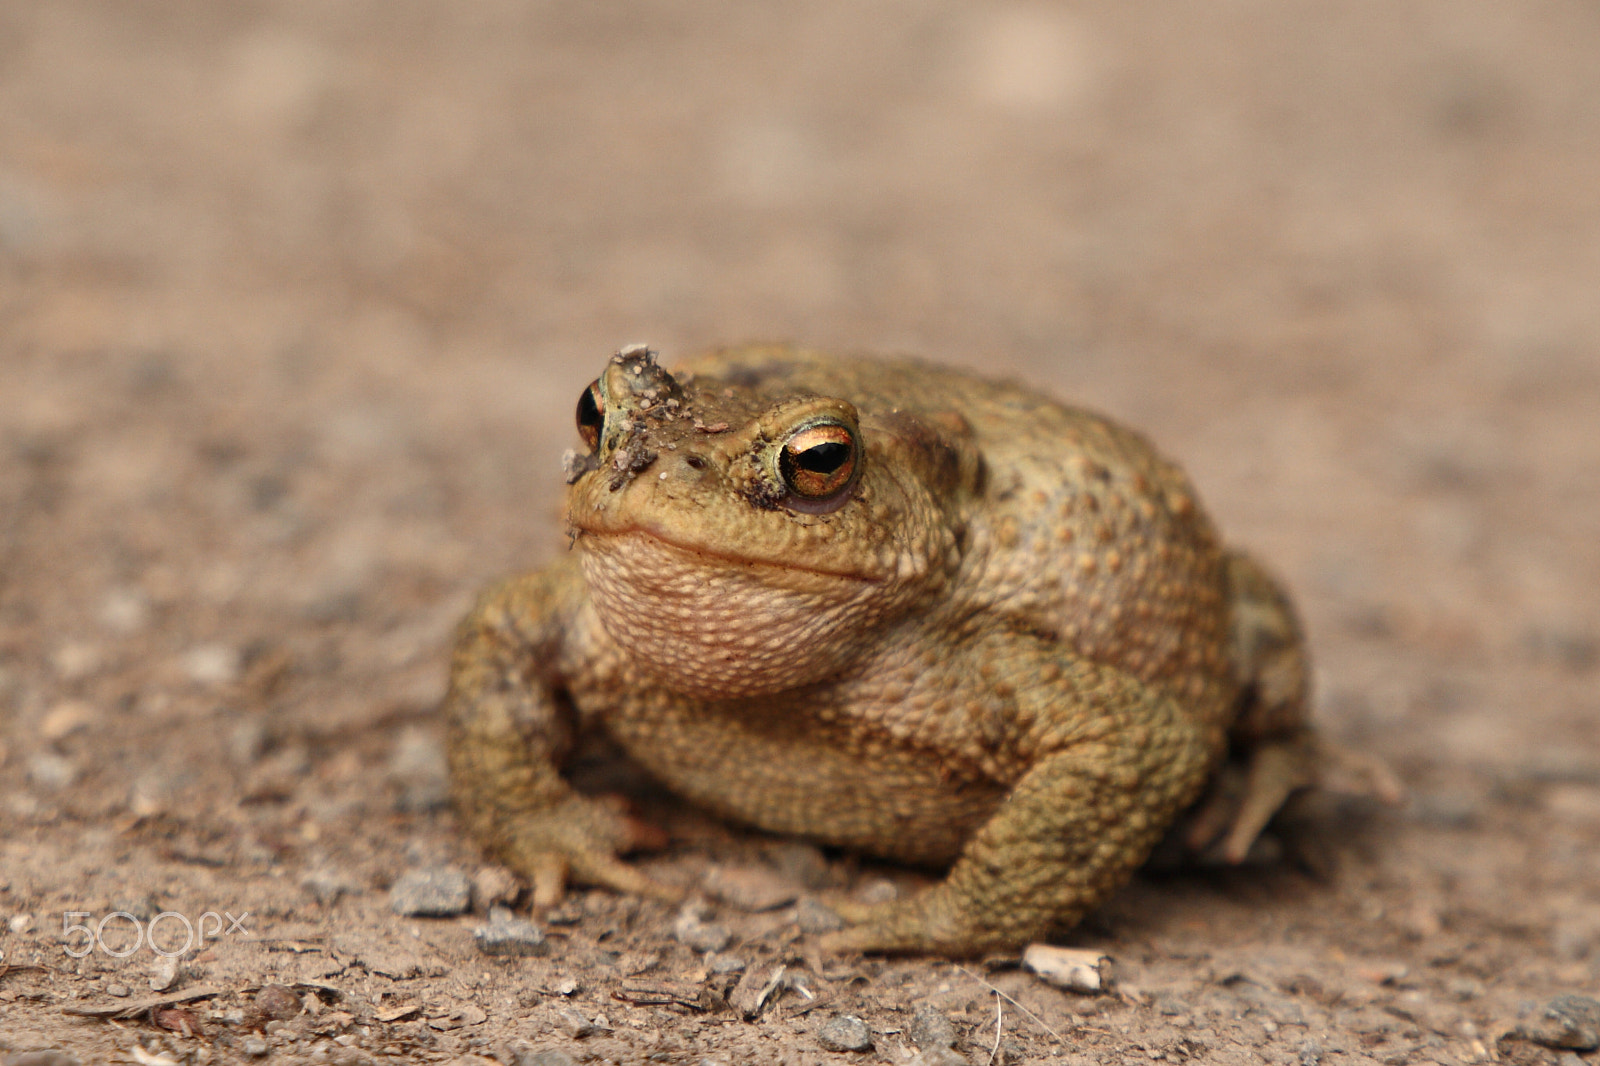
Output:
left=571, top=524, right=882, bottom=584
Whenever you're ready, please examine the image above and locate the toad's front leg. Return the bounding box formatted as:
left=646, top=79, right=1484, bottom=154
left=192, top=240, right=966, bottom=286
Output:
left=445, top=563, right=677, bottom=907
left=822, top=659, right=1218, bottom=956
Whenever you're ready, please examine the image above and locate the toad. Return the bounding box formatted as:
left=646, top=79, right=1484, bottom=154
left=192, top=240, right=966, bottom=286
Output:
left=445, top=344, right=1326, bottom=955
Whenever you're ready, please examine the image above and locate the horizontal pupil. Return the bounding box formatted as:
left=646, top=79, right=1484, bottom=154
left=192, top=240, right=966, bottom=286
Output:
left=797, top=441, right=849, bottom=474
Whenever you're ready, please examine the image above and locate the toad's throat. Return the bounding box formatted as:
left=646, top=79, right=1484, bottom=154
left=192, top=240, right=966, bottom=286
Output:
left=570, top=524, right=882, bottom=584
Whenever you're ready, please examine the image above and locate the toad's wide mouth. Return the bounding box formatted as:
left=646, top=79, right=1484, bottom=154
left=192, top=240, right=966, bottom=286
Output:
left=572, top=524, right=882, bottom=584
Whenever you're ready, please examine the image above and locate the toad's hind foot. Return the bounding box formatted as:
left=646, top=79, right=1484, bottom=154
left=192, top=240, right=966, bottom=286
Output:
left=1183, top=730, right=1318, bottom=862
left=1182, top=731, right=1405, bottom=865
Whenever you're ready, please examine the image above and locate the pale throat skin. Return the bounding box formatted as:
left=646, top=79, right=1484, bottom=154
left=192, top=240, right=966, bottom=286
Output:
left=445, top=344, right=1317, bottom=956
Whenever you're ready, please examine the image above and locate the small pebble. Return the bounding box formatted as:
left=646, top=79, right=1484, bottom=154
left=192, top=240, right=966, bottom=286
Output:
left=8, top=912, right=33, bottom=934
left=39, top=700, right=98, bottom=743
left=557, top=1008, right=598, bottom=1038
left=672, top=902, right=732, bottom=953
left=242, top=1036, right=269, bottom=1057
left=1022, top=944, right=1111, bottom=994
left=255, top=984, right=302, bottom=1021
left=857, top=879, right=899, bottom=905
left=50, top=643, right=100, bottom=681
left=105, top=983, right=131, bottom=998
left=1529, top=994, right=1600, bottom=1051
left=148, top=954, right=180, bottom=992
left=474, top=906, right=548, bottom=957
left=181, top=643, right=240, bottom=686
left=26, top=752, right=79, bottom=791
left=909, top=1005, right=958, bottom=1050
left=389, top=866, right=472, bottom=917
left=99, top=587, right=151, bottom=633
left=816, top=1014, right=874, bottom=1053
left=795, top=897, right=845, bottom=934
left=707, top=952, right=746, bottom=975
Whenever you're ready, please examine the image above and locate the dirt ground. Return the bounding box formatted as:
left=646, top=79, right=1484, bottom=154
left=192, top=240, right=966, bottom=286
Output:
left=2, top=2, right=1599, bottom=1064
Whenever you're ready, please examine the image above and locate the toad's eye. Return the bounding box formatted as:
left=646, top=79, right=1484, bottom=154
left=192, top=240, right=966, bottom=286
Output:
left=778, top=421, right=858, bottom=504
left=576, top=382, right=605, bottom=451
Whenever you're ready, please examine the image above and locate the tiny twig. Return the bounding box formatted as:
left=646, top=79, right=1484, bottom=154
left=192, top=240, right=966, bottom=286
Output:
left=986, top=991, right=1004, bottom=1066
left=956, top=965, right=1065, bottom=1047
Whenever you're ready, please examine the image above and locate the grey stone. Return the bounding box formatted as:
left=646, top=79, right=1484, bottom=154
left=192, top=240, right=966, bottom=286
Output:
left=707, top=952, right=746, bottom=974
left=795, top=897, right=845, bottom=934
left=1532, top=994, right=1600, bottom=1051
left=816, top=1014, right=873, bottom=1053
left=672, top=902, right=732, bottom=953
left=909, top=1005, right=958, bottom=1049
left=242, top=1036, right=269, bottom=1057
left=25, top=752, right=78, bottom=791
left=389, top=865, right=472, bottom=917
left=474, top=906, right=548, bottom=957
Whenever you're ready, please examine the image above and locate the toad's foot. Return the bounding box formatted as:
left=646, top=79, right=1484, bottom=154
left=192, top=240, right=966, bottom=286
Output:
left=498, top=793, right=681, bottom=908
left=1184, top=731, right=1317, bottom=863
left=1184, top=732, right=1404, bottom=864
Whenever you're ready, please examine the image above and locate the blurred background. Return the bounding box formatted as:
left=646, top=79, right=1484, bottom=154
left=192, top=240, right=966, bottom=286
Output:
left=1, top=0, right=1598, bottom=934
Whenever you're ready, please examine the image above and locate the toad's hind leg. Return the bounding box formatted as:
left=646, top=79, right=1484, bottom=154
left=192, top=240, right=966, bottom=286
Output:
left=822, top=659, right=1217, bottom=956
left=1189, top=551, right=1319, bottom=861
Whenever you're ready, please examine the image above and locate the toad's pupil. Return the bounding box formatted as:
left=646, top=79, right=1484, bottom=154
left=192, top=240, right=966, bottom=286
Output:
left=577, top=387, right=603, bottom=438
left=796, top=441, right=849, bottom=473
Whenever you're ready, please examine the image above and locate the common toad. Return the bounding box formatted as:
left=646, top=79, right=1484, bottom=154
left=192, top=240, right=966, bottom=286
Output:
left=445, top=344, right=1320, bottom=955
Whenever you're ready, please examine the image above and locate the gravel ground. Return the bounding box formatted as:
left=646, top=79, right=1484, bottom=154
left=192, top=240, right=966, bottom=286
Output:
left=1, top=3, right=1598, bottom=1064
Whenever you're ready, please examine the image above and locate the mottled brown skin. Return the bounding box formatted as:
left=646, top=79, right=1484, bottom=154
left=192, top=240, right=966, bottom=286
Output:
left=446, top=344, right=1316, bottom=955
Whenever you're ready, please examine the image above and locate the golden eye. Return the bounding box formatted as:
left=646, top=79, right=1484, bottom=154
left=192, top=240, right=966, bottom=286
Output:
left=778, top=421, right=857, bottom=502
left=576, top=381, right=604, bottom=451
